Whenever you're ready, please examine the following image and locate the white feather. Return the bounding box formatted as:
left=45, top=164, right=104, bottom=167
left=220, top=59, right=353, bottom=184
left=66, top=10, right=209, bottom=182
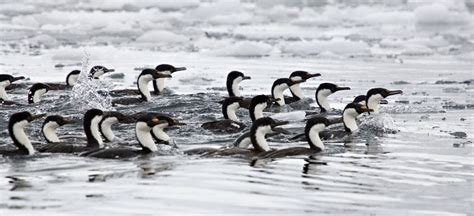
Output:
left=273, top=83, right=288, bottom=105
left=138, top=74, right=153, bottom=101
left=152, top=123, right=170, bottom=142
left=253, top=103, right=267, bottom=120
left=316, top=89, right=332, bottom=111
left=309, top=124, right=325, bottom=151
left=33, top=88, right=47, bottom=103
left=90, top=115, right=104, bottom=147
left=343, top=108, right=359, bottom=132
left=367, top=94, right=383, bottom=114
left=0, top=80, right=11, bottom=100
left=289, top=83, right=305, bottom=99
left=254, top=125, right=272, bottom=151
left=100, top=117, right=118, bottom=142
left=226, top=102, right=240, bottom=121
left=13, top=120, right=35, bottom=155
left=43, top=121, right=61, bottom=143
left=232, top=76, right=243, bottom=96
left=67, top=74, right=79, bottom=86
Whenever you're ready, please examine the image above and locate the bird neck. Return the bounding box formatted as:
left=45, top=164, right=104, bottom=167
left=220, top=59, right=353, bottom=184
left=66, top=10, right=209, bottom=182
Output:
left=28, top=89, right=47, bottom=104
left=67, top=74, right=79, bottom=86
left=343, top=109, right=359, bottom=132
left=152, top=123, right=170, bottom=142
left=137, top=75, right=153, bottom=101
left=306, top=125, right=325, bottom=151
left=367, top=94, right=383, bottom=114
left=42, top=121, right=61, bottom=143
left=272, top=84, right=287, bottom=106
left=227, top=77, right=242, bottom=97
left=85, top=115, right=104, bottom=148
left=100, top=117, right=118, bottom=142
left=223, top=102, right=239, bottom=121
left=0, top=81, right=10, bottom=100
left=153, top=78, right=166, bottom=94
left=250, top=103, right=266, bottom=122
left=289, top=83, right=304, bottom=100
left=251, top=125, right=272, bottom=152
left=9, top=120, right=35, bottom=155
left=136, top=122, right=157, bottom=152
left=316, top=89, right=332, bottom=112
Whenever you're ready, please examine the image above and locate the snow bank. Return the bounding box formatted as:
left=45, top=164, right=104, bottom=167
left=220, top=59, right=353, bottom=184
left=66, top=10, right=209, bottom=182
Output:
left=415, top=3, right=471, bottom=25
left=213, top=41, right=273, bottom=57
left=135, top=30, right=189, bottom=44
left=281, top=38, right=370, bottom=56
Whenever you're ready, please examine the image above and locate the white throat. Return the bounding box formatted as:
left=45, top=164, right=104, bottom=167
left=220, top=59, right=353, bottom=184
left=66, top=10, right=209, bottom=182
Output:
left=343, top=108, right=359, bottom=132
left=91, top=115, right=104, bottom=147
left=254, top=125, right=272, bottom=152
left=43, top=121, right=61, bottom=143
left=93, top=70, right=105, bottom=78
left=289, top=83, right=305, bottom=99
left=232, top=77, right=243, bottom=97
left=152, top=123, right=170, bottom=142
left=13, top=120, right=35, bottom=155
left=309, top=124, right=325, bottom=151
left=138, top=74, right=153, bottom=101
left=136, top=122, right=157, bottom=152
left=273, top=84, right=288, bottom=106
left=253, top=103, right=267, bottom=120
left=32, top=89, right=47, bottom=103
left=317, top=89, right=332, bottom=111
left=226, top=102, right=240, bottom=121
left=67, top=74, right=79, bottom=86
left=101, top=117, right=118, bottom=142
left=0, top=80, right=11, bottom=100
left=155, top=71, right=171, bottom=92
left=367, top=94, right=383, bottom=114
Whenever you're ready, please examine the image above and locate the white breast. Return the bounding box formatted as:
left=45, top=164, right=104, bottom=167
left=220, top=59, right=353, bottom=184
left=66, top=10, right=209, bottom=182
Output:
left=367, top=94, right=383, bottom=114
left=90, top=115, right=104, bottom=147
left=254, top=125, right=272, bottom=151
left=136, top=122, right=158, bottom=152
left=0, top=80, right=11, bottom=100
left=253, top=103, right=267, bottom=120
left=309, top=124, right=325, bottom=151
left=13, top=120, right=35, bottom=155
left=152, top=123, right=170, bottom=142
left=316, top=89, right=332, bottom=111
left=273, top=84, right=288, bottom=106
left=232, top=77, right=243, bottom=97
left=43, top=121, right=61, bottom=143
left=100, top=117, right=118, bottom=142
left=289, top=83, right=305, bottom=99
left=343, top=108, right=359, bottom=132
left=226, top=102, right=240, bottom=121
left=32, top=88, right=48, bottom=103
left=138, top=74, right=153, bottom=101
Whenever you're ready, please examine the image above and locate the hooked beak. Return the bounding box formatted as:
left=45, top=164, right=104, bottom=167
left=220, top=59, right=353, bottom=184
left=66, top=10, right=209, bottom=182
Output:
left=335, top=86, right=351, bottom=91
left=387, top=90, right=403, bottom=96
left=242, top=76, right=251, bottom=80
left=380, top=99, right=389, bottom=104
left=62, top=117, right=77, bottom=125
left=104, top=68, right=115, bottom=73
left=32, top=113, right=47, bottom=120
left=13, top=76, right=25, bottom=82
left=173, top=67, right=187, bottom=72
left=305, top=73, right=321, bottom=79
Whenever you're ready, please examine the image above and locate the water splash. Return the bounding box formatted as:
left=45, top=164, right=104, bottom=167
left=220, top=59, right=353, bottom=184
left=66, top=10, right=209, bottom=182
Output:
left=359, top=113, right=399, bottom=136
left=71, top=51, right=113, bottom=111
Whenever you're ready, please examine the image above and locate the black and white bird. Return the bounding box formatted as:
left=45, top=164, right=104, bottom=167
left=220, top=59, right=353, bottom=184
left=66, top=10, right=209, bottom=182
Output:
left=0, top=74, right=25, bottom=103
left=218, top=71, right=252, bottom=108
left=152, top=64, right=186, bottom=95
left=112, top=69, right=171, bottom=106
left=352, top=95, right=388, bottom=106
left=249, top=95, right=280, bottom=122
left=149, top=114, right=185, bottom=145
left=365, top=88, right=403, bottom=114
left=89, top=65, right=115, bottom=79
left=288, top=71, right=321, bottom=101
left=201, top=97, right=246, bottom=133
left=99, top=111, right=135, bottom=143
left=271, top=78, right=305, bottom=106
left=84, top=113, right=164, bottom=159
left=0, top=111, right=46, bottom=156
left=258, top=117, right=334, bottom=159
left=28, top=83, right=51, bottom=104
left=41, top=115, right=76, bottom=143
left=39, top=109, right=106, bottom=153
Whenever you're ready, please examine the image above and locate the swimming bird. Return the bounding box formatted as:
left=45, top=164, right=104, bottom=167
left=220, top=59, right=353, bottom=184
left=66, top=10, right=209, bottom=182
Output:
left=288, top=71, right=321, bottom=101
left=258, top=117, right=333, bottom=159
left=305, top=83, right=351, bottom=117
left=185, top=117, right=288, bottom=157
left=28, top=83, right=51, bottom=104
left=112, top=69, right=172, bottom=106
left=89, top=65, right=115, bottom=79
left=42, top=115, right=76, bottom=143
left=218, top=71, right=252, bottom=108
left=99, top=111, right=135, bottom=143
left=152, top=64, right=186, bottom=95
left=39, top=109, right=106, bottom=153
left=0, top=74, right=25, bottom=103
left=149, top=114, right=185, bottom=144
left=0, top=112, right=46, bottom=156
left=201, top=97, right=246, bottom=133
left=271, top=78, right=305, bottom=106
left=84, top=113, right=164, bottom=159
left=45, top=70, right=81, bottom=90
left=365, top=88, right=403, bottom=114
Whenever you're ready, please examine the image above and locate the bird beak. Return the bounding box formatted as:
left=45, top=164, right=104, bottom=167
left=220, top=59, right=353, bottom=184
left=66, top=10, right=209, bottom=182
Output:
left=387, top=90, right=403, bottom=96
left=305, top=73, right=321, bottom=79
left=359, top=105, right=374, bottom=113
left=242, top=76, right=251, bottom=80
left=155, top=72, right=172, bottom=79
left=32, top=113, right=47, bottom=120
left=62, top=117, right=77, bottom=125
left=104, top=68, right=115, bottom=73
left=173, top=67, right=187, bottom=72
left=380, top=99, right=389, bottom=104
left=12, top=76, right=25, bottom=82
left=335, top=86, right=351, bottom=91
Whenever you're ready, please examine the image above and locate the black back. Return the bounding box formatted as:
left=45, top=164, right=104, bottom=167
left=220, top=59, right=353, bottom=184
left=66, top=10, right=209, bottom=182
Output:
left=353, top=95, right=366, bottom=104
